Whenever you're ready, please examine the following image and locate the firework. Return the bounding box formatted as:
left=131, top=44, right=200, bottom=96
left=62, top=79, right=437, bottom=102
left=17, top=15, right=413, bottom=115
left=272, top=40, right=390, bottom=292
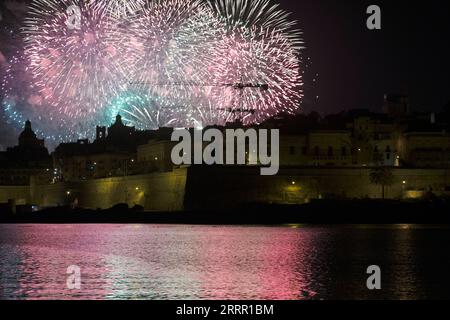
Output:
left=103, top=0, right=231, bottom=129
left=114, top=0, right=303, bottom=128
left=107, top=91, right=177, bottom=130
left=206, top=27, right=302, bottom=124
left=101, top=0, right=146, bottom=18
left=116, top=0, right=224, bottom=95
left=208, top=0, right=302, bottom=48
left=23, top=0, right=127, bottom=120
left=13, top=0, right=304, bottom=138
left=1, top=53, right=97, bottom=144
left=108, top=90, right=229, bottom=130
left=204, top=0, right=303, bottom=124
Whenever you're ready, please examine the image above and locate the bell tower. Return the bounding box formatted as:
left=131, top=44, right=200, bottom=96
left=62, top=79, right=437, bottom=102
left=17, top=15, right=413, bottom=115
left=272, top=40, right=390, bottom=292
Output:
left=96, top=126, right=106, bottom=140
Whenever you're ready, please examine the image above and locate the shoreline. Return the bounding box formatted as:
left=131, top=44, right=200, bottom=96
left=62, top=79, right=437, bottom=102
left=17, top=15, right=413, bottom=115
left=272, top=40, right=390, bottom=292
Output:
left=1, top=200, right=450, bottom=225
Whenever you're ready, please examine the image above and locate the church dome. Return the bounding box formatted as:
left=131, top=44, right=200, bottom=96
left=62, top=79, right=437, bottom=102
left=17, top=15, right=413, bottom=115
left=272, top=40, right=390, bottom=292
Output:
left=18, top=120, right=39, bottom=147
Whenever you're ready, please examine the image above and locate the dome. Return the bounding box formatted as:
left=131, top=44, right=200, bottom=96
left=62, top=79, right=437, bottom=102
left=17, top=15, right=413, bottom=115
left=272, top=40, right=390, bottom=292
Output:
left=18, top=120, right=39, bottom=147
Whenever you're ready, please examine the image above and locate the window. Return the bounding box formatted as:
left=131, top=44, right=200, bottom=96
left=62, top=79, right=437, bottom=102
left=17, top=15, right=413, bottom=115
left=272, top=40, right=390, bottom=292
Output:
left=341, top=146, right=347, bottom=156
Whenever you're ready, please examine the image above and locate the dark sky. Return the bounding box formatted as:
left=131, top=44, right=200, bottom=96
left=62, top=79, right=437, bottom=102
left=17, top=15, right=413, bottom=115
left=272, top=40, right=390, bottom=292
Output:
left=278, top=0, right=450, bottom=114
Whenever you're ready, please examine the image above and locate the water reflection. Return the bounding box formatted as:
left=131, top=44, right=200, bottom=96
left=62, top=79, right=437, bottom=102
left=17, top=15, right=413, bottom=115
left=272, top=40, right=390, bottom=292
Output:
left=0, top=224, right=449, bottom=300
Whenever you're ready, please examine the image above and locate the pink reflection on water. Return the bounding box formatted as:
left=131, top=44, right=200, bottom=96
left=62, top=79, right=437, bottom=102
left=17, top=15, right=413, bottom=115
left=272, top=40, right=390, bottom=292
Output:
left=0, top=224, right=328, bottom=300
left=194, top=226, right=317, bottom=300
left=1, top=225, right=115, bottom=299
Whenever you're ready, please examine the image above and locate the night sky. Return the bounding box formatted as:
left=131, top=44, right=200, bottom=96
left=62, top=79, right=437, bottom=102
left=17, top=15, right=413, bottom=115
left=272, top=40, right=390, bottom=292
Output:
left=0, top=0, right=450, bottom=148
left=281, top=0, right=450, bottom=113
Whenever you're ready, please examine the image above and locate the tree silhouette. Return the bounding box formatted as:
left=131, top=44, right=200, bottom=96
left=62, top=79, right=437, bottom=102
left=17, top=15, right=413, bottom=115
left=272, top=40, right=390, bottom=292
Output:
left=369, top=167, right=394, bottom=199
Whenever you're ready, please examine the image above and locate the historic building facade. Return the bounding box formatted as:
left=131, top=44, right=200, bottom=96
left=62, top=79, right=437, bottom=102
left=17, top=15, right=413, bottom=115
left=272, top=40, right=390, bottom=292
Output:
left=2, top=99, right=450, bottom=211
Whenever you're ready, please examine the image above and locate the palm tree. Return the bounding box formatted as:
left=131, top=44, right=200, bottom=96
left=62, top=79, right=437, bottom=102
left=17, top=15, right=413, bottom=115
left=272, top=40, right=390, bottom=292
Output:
left=369, top=167, right=394, bottom=199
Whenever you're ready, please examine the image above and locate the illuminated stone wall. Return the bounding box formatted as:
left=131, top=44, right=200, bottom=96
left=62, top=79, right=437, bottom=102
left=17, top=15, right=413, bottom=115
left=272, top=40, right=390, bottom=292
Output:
left=0, top=186, right=30, bottom=204
left=2, top=167, right=450, bottom=211
left=28, top=168, right=188, bottom=211
left=184, top=167, right=450, bottom=210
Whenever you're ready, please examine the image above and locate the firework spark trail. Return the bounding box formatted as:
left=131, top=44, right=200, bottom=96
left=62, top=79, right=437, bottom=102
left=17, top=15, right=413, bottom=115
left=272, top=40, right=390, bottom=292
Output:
left=109, top=0, right=233, bottom=128
left=1, top=53, right=94, bottom=143
left=107, top=91, right=177, bottom=130
left=101, top=0, right=146, bottom=18
left=118, top=0, right=303, bottom=127
left=199, top=0, right=304, bottom=124
left=207, top=26, right=302, bottom=124
left=5, top=0, right=304, bottom=139
left=23, top=0, right=127, bottom=118
left=208, top=0, right=303, bottom=48
left=117, top=0, right=225, bottom=94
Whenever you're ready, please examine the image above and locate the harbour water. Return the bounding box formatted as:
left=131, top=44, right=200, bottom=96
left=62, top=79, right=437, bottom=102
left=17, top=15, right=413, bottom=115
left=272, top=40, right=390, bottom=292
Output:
left=0, top=224, right=449, bottom=300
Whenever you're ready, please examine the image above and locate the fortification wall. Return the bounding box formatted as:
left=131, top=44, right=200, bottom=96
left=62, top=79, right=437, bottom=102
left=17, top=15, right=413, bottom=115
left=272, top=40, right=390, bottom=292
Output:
left=184, top=167, right=450, bottom=210
left=2, top=167, right=449, bottom=212
left=28, top=168, right=188, bottom=211
left=0, top=186, right=30, bottom=205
